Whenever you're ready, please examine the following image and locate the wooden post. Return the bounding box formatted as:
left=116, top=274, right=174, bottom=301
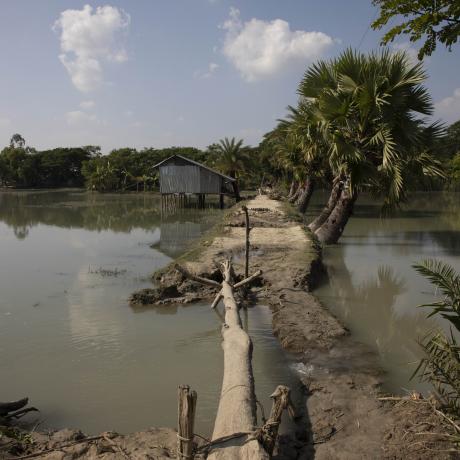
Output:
left=257, top=385, right=295, bottom=456
left=219, top=194, right=224, bottom=209
left=177, top=385, right=197, bottom=460
left=242, top=206, right=250, bottom=278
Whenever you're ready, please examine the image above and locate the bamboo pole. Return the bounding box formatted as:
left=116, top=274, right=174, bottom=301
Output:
left=242, top=206, right=250, bottom=278
left=177, top=385, right=197, bottom=460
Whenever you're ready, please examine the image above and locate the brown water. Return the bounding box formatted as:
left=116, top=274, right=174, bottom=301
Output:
left=310, top=192, right=460, bottom=394
left=0, top=190, right=300, bottom=435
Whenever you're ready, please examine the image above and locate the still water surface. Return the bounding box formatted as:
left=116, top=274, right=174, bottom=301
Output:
left=310, top=192, right=460, bottom=394
left=0, top=190, right=299, bottom=435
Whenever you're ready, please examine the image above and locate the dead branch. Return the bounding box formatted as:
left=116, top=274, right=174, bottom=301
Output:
left=211, top=291, right=223, bottom=309
left=175, top=265, right=221, bottom=288
left=233, top=270, right=263, bottom=289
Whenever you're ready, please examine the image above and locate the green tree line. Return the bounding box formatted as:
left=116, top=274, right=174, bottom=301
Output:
left=0, top=135, right=263, bottom=194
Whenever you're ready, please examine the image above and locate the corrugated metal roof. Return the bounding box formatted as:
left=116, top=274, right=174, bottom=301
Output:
left=152, top=154, right=236, bottom=182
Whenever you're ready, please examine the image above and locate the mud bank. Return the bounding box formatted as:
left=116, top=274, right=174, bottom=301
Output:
left=0, top=425, right=202, bottom=459
left=132, top=195, right=457, bottom=459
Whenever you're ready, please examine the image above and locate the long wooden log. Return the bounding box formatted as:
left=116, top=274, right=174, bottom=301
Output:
left=207, top=260, right=269, bottom=460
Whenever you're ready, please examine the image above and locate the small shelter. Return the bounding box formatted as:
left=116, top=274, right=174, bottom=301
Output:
left=153, top=154, right=236, bottom=208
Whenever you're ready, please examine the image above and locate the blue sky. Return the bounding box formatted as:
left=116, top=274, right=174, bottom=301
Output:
left=1, top=0, right=459, bottom=152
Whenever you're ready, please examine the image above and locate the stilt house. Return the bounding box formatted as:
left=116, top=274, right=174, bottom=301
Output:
left=153, top=155, right=236, bottom=207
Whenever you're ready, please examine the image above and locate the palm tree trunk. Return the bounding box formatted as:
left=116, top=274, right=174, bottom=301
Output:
left=308, top=177, right=343, bottom=232
left=297, top=177, right=315, bottom=214
left=232, top=180, right=241, bottom=201
left=289, top=184, right=302, bottom=203
left=288, top=180, right=297, bottom=198
left=315, top=187, right=358, bottom=244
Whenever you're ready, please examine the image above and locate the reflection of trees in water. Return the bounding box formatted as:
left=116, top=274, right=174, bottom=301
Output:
left=320, top=251, right=435, bottom=364
left=0, top=191, right=164, bottom=237
left=0, top=191, right=224, bottom=240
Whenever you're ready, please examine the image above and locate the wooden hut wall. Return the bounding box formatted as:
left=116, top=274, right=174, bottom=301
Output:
left=159, top=164, right=200, bottom=194
left=199, top=168, right=221, bottom=194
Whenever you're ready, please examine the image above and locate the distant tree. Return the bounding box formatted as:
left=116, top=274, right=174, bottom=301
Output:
left=210, top=137, right=249, bottom=201
left=440, top=120, right=460, bottom=158
left=372, top=0, right=460, bottom=59
left=10, top=133, right=26, bottom=149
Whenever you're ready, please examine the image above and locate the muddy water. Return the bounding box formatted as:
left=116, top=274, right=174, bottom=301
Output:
left=0, top=190, right=299, bottom=435
left=310, top=192, right=460, bottom=394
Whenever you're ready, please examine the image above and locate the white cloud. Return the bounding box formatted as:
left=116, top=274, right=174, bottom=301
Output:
left=221, top=8, right=334, bottom=82
left=80, top=100, right=95, bottom=109
left=65, top=110, right=100, bottom=125
left=54, top=5, right=130, bottom=92
left=194, top=62, right=220, bottom=79
left=391, top=42, right=430, bottom=66
left=435, top=88, right=460, bottom=123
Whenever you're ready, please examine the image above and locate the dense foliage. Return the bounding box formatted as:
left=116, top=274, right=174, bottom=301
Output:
left=372, top=0, right=460, bottom=59
left=0, top=135, right=99, bottom=188
left=261, top=48, right=444, bottom=243
left=434, top=120, right=460, bottom=189
left=81, top=147, right=207, bottom=192
left=413, top=260, right=460, bottom=419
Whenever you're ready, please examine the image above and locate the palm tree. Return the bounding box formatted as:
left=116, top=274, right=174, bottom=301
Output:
left=265, top=104, right=328, bottom=214
left=298, top=49, right=444, bottom=244
left=212, top=137, right=248, bottom=201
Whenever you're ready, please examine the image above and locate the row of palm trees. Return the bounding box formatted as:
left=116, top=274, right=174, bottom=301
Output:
left=264, top=48, right=444, bottom=244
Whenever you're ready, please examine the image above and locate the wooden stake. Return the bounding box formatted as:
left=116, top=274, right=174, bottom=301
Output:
left=256, top=385, right=296, bottom=456
left=242, top=206, right=250, bottom=278
left=177, top=385, right=197, bottom=460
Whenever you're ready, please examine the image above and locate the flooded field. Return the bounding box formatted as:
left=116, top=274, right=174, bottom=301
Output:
left=0, top=190, right=299, bottom=435
left=310, top=192, right=460, bottom=394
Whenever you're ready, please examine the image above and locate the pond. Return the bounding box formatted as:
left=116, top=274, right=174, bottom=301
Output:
left=0, top=190, right=300, bottom=436
left=310, top=192, right=460, bottom=394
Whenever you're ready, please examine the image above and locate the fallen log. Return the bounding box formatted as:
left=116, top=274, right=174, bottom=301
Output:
left=179, top=261, right=268, bottom=459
